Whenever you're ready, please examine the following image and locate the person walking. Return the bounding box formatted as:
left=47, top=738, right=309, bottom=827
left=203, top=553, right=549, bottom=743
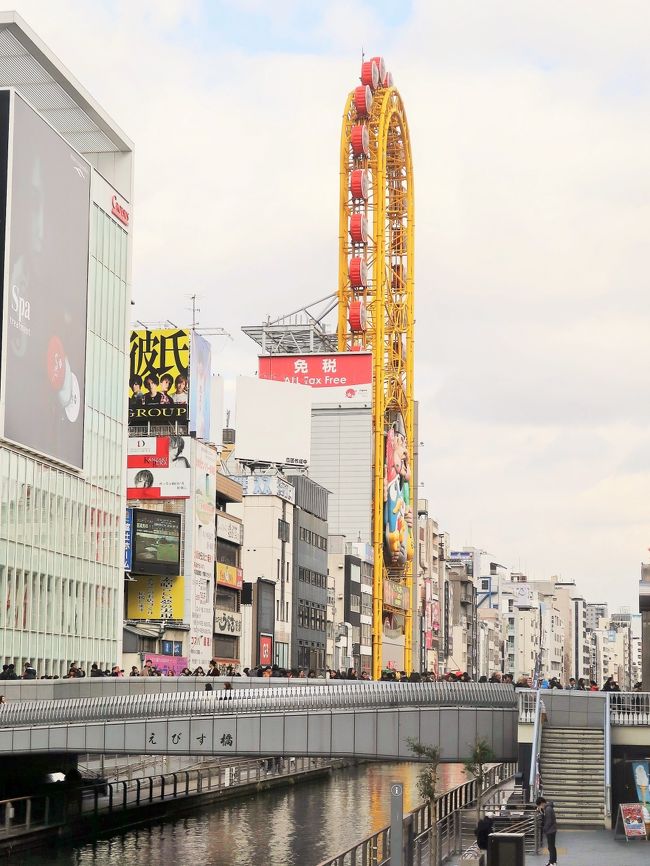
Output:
left=536, top=796, right=558, bottom=865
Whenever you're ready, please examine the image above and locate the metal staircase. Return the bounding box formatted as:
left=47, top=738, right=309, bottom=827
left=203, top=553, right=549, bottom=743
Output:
left=539, top=726, right=605, bottom=826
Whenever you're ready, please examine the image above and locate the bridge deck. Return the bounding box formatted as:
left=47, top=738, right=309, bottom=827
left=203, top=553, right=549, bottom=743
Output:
left=0, top=683, right=518, bottom=762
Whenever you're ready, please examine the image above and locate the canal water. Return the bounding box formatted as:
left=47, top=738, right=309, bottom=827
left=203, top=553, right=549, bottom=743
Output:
left=13, top=762, right=467, bottom=866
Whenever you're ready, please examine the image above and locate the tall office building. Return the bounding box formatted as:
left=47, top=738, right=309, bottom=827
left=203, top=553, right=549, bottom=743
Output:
left=0, top=14, right=133, bottom=675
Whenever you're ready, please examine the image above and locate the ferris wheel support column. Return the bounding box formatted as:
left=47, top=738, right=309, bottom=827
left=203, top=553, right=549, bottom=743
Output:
left=404, top=169, right=415, bottom=678
left=337, top=56, right=415, bottom=681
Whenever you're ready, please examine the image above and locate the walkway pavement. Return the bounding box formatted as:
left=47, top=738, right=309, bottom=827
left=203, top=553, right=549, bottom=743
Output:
left=517, top=829, right=647, bottom=865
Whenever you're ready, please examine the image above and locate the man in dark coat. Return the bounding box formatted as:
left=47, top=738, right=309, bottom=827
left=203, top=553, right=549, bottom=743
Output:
left=475, top=815, right=494, bottom=850
left=536, top=797, right=558, bottom=865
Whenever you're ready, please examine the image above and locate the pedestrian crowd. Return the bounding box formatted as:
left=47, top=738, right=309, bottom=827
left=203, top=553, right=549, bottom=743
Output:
left=0, top=660, right=643, bottom=690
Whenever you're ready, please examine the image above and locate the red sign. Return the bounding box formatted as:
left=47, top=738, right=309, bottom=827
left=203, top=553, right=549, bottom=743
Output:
left=259, top=634, right=273, bottom=666
left=259, top=353, right=372, bottom=396
left=111, top=194, right=129, bottom=226
left=619, top=803, right=648, bottom=838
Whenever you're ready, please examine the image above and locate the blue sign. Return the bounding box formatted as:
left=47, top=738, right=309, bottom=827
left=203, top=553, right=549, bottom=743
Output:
left=189, top=331, right=212, bottom=440
left=124, top=508, right=133, bottom=571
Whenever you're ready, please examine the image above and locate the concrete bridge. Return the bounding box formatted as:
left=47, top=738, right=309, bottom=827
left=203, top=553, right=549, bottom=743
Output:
left=0, top=682, right=518, bottom=763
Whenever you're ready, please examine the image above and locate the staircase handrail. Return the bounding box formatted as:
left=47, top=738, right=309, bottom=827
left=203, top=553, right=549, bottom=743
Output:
left=604, top=691, right=611, bottom=818
left=528, top=689, right=543, bottom=799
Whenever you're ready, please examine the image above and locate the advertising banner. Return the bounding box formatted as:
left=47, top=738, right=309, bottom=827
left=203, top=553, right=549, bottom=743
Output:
left=127, top=436, right=191, bottom=499
left=632, top=762, right=650, bottom=833
left=126, top=574, right=184, bottom=620
left=259, top=352, right=372, bottom=404
left=230, top=474, right=296, bottom=504
left=216, top=514, right=243, bottom=545
left=259, top=634, right=273, bottom=666
left=2, top=92, right=90, bottom=469
left=131, top=509, right=182, bottom=576
left=124, top=509, right=133, bottom=570
left=143, top=653, right=188, bottom=675
left=214, top=608, right=242, bottom=636
left=383, top=612, right=405, bottom=639
left=216, top=562, right=244, bottom=590
left=189, top=331, right=211, bottom=440
left=235, top=376, right=311, bottom=467
left=383, top=411, right=414, bottom=572
left=618, top=804, right=648, bottom=839
left=129, top=328, right=190, bottom=425
left=383, top=578, right=408, bottom=610
left=189, top=441, right=218, bottom=669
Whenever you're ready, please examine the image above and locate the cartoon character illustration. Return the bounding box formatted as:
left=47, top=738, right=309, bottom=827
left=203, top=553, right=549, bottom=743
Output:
left=383, top=413, right=414, bottom=567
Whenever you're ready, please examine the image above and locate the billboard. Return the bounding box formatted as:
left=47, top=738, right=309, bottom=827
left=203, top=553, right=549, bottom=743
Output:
left=216, top=562, right=244, bottom=590
left=216, top=513, right=243, bottom=545
left=235, top=376, right=311, bottom=466
left=131, top=509, right=182, bottom=576
left=126, top=573, right=184, bottom=620
left=215, top=608, right=242, bottom=636
left=259, top=634, right=273, bottom=666
left=142, top=653, right=188, bottom=675
left=127, top=436, right=191, bottom=499
left=189, top=331, right=211, bottom=440
left=384, top=578, right=408, bottom=610
left=189, top=441, right=217, bottom=668
left=1, top=92, right=90, bottom=468
left=259, top=352, right=372, bottom=405
left=124, top=508, right=133, bottom=570
left=383, top=411, right=414, bottom=571
left=230, top=474, right=296, bottom=504
left=129, top=328, right=190, bottom=425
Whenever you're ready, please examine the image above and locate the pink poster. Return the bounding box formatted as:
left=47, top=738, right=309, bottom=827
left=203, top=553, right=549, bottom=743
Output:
left=143, top=653, right=188, bottom=675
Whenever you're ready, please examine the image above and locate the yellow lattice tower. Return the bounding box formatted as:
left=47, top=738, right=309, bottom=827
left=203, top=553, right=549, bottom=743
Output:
left=337, top=57, right=415, bottom=680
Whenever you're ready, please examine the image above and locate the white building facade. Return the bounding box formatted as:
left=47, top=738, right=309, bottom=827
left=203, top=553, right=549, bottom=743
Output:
left=0, top=14, right=133, bottom=676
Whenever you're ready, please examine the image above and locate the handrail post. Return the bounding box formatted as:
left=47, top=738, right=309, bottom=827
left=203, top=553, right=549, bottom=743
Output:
left=25, top=797, right=31, bottom=831
left=44, top=796, right=50, bottom=826
left=604, top=691, right=611, bottom=818
left=136, top=779, right=141, bottom=806
left=528, top=689, right=542, bottom=800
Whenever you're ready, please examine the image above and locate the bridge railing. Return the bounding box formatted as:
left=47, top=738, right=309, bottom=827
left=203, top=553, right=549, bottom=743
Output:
left=519, top=688, right=650, bottom=727
left=517, top=690, right=536, bottom=723
left=0, top=682, right=517, bottom=729
left=317, top=762, right=517, bottom=866
left=609, top=692, right=650, bottom=725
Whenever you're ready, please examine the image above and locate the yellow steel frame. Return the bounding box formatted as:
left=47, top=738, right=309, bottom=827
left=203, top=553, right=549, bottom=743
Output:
left=338, top=84, right=415, bottom=680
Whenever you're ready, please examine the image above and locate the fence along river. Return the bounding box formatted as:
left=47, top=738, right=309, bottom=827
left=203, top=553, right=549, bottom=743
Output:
left=13, top=761, right=468, bottom=866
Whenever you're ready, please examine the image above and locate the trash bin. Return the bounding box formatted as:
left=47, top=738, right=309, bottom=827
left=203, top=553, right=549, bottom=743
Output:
left=487, top=832, right=525, bottom=866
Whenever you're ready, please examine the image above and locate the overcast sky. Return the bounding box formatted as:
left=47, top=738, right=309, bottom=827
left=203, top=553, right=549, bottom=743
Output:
left=14, top=0, right=650, bottom=610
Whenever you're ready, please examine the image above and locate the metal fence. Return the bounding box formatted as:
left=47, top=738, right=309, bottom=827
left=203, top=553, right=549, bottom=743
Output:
left=0, top=682, right=516, bottom=729
left=317, top=762, right=518, bottom=866
left=0, top=755, right=327, bottom=841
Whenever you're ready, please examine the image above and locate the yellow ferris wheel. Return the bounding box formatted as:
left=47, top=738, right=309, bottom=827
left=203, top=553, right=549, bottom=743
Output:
left=337, top=56, right=415, bottom=680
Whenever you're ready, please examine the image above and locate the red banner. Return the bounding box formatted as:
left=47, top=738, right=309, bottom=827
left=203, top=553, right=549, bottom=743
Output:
left=259, top=353, right=372, bottom=394
left=259, top=634, right=273, bottom=666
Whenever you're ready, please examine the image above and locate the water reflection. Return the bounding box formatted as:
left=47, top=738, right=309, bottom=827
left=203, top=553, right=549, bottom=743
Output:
left=13, top=762, right=467, bottom=866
